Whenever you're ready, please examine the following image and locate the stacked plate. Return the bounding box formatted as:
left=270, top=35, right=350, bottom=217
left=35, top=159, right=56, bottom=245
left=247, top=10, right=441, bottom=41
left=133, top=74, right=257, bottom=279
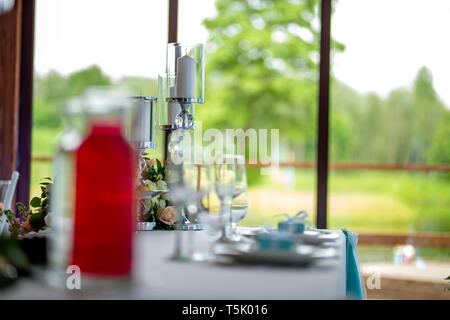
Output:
left=291, top=229, right=340, bottom=246
left=214, top=229, right=340, bottom=267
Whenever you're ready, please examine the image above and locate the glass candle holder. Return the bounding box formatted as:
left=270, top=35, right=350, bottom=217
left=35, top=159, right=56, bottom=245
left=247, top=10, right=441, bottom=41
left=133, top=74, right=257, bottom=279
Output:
left=158, top=43, right=204, bottom=130
left=46, top=98, right=83, bottom=288
left=127, top=96, right=158, bottom=150
left=158, top=73, right=195, bottom=130
left=166, top=43, right=205, bottom=101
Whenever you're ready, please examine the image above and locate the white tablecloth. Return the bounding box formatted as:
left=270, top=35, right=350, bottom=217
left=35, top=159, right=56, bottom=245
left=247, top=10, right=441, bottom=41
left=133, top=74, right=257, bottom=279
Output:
left=0, top=229, right=347, bottom=299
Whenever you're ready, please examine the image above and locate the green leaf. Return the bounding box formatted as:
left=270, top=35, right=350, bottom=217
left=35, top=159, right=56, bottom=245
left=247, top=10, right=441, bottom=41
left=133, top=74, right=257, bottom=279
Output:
left=156, top=159, right=162, bottom=172
left=0, top=209, right=14, bottom=223
left=16, top=202, right=28, bottom=219
left=30, top=197, right=41, bottom=208
left=0, top=238, right=29, bottom=270
left=29, top=211, right=45, bottom=229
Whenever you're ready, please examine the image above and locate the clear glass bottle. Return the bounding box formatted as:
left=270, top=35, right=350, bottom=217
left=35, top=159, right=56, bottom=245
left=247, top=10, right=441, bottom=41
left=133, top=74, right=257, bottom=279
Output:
left=46, top=99, right=82, bottom=287
left=47, top=88, right=136, bottom=289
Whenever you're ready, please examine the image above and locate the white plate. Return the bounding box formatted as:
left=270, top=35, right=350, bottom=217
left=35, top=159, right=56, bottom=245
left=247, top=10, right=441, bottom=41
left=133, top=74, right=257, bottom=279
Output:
left=291, top=230, right=340, bottom=245
left=237, top=227, right=270, bottom=238
left=216, top=242, right=338, bottom=267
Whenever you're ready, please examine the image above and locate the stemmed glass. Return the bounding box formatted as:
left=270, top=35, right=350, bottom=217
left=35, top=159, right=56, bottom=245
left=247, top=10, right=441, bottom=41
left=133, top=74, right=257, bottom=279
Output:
left=229, top=155, right=249, bottom=241
left=182, top=163, right=212, bottom=226
left=170, top=161, right=215, bottom=261
left=166, top=159, right=210, bottom=229
left=214, top=155, right=236, bottom=241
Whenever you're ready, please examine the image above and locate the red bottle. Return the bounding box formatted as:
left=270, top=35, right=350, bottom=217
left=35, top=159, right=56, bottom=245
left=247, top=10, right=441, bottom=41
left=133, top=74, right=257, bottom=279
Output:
left=72, top=122, right=135, bottom=276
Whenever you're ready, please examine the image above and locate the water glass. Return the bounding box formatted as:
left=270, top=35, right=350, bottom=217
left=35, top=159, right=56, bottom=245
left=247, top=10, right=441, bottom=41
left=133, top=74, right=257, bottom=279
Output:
left=230, top=155, right=249, bottom=241
left=214, top=155, right=236, bottom=241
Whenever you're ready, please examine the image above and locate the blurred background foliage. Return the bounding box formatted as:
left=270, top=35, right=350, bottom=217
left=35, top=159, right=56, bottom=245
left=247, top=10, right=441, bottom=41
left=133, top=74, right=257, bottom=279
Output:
left=30, top=0, right=449, bottom=234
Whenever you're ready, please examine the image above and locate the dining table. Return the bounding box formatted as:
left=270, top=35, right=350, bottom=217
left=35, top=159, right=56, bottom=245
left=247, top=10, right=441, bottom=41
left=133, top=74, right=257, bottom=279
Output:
left=0, top=228, right=347, bottom=299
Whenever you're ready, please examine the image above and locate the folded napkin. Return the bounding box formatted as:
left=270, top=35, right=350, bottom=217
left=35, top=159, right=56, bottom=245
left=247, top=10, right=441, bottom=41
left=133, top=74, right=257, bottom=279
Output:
left=277, top=210, right=313, bottom=234
left=257, top=232, right=295, bottom=251
left=343, top=230, right=367, bottom=300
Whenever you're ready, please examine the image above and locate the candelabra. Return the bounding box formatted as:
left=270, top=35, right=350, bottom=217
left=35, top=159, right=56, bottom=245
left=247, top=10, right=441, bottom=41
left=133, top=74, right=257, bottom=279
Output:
left=158, top=43, right=205, bottom=230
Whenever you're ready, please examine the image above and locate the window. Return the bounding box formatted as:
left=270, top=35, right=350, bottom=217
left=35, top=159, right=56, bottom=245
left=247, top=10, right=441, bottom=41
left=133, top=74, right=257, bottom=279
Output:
left=179, top=0, right=322, bottom=227
left=329, top=0, right=450, bottom=299
left=31, top=0, right=168, bottom=198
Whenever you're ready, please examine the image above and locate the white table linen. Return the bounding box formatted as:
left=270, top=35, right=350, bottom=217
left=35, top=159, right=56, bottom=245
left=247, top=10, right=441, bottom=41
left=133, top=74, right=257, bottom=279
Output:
left=0, top=229, right=346, bottom=299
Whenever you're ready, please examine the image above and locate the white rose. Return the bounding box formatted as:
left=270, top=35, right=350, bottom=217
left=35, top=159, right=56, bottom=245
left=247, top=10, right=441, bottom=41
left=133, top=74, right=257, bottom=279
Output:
left=156, top=206, right=179, bottom=225
left=161, top=193, right=169, bottom=201
left=144, top=199, right=152, bottom=209
left=145, top=180, right=158, bottom=190
left=156, top=180, right=167, bottom=190
left=150, top=197, right=159, bottom=207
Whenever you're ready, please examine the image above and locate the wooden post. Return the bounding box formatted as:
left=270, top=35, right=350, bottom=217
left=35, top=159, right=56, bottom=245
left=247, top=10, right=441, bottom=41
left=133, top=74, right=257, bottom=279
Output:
left=0, top=0, right=22, bottom=180
left=164, top=0, right=179, bottom=162
left=168, top=0, right=178, bottom=44
left=17, top=0, right=35, bottom=204
left=316, top=0, right=331, bottom=229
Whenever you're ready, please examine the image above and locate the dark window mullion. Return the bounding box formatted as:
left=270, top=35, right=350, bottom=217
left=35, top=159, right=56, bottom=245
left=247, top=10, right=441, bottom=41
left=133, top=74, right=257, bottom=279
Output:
left=316, top=0, right=332, bottom=229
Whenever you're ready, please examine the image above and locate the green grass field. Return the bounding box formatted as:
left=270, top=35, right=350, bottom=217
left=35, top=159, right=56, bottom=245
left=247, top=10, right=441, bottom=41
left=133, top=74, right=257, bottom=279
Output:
left=30, top=126, right=450, bottom=235
left=240, top=168, right=450, bottom=234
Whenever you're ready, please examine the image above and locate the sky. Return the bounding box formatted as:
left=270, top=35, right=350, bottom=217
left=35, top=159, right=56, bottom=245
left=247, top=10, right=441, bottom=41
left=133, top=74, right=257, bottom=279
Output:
left=34, top=0, right=450, bottom=107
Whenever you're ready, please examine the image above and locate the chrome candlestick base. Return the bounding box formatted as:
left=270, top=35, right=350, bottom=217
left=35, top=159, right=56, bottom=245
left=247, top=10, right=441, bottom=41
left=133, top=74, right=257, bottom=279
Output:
left=175, top=104, right=194, bottom=130
left=165, top=98, right=204, bottom=131
left=131, top=141, right=156, bottom=149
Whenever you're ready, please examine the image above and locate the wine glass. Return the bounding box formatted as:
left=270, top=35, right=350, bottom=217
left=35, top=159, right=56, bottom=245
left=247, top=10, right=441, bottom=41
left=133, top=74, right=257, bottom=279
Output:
left=229, top=155, right=249, bottom=241
left=214, top=154, right=236, bottom=241
left=182, top=163, right=212, bottom=226
left=173, top=162, right=214, bottom=261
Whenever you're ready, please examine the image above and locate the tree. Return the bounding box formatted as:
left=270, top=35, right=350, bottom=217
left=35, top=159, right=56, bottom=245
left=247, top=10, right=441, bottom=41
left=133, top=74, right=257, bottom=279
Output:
left=428, top=111, right=450, bottom=165
left=33, top=70, right=68, bottom=127
left=66, top=65, right=111, bottom=97
left=411, top=66, right=445, bottom=163
left=33, top=65, right=112, bottom=129
left=199, top=0, right=343, bottom=163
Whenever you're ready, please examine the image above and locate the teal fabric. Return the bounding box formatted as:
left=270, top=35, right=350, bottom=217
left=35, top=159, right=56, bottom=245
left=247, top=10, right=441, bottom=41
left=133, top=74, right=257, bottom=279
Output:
left=278, top=221, right=305, bottom=234
left=343, top=230, right=366, bottom=300
left=257, top=233, right=294, bottom=251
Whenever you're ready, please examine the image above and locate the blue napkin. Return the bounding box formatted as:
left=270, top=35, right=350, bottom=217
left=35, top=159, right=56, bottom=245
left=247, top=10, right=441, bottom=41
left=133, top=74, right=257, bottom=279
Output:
left=257, top=233, right=295, bottom=251
left=277, top=210, right=311, bottom=234
left=342, top=230, right=367, bottom=300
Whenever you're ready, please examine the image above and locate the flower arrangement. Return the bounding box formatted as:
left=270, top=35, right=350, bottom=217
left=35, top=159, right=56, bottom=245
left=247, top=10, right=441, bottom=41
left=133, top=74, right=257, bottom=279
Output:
left=138, top=158, right=178, bottom=230
left=0, top=158, right=178, bottom=234
left=0, top=178, right=52, bottom=237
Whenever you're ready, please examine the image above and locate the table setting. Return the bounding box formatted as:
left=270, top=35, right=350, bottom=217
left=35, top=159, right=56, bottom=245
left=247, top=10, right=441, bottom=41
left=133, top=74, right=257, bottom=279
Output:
left=0, top=41, right=366, bottom=300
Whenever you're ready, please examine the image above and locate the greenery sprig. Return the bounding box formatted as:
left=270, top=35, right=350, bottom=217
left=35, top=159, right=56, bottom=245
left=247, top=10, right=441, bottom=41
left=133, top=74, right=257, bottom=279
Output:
left=0, top=178, right=52, bottom=237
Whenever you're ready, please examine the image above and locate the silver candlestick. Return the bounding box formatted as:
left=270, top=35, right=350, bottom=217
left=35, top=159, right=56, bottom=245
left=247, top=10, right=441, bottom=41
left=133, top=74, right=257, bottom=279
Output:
left=158, top=43, right=205, bottom=231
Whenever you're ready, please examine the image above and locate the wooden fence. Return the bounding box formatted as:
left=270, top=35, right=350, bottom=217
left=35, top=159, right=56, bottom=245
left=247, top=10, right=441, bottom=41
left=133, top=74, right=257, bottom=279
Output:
left=31, top=157, right=449, bottom=246
left=32, top=157, right=450, bottom=172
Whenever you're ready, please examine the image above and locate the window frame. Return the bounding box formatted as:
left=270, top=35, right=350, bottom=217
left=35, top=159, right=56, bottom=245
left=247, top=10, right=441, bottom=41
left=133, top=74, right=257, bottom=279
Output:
left=15, top=0, right=332, bottom=227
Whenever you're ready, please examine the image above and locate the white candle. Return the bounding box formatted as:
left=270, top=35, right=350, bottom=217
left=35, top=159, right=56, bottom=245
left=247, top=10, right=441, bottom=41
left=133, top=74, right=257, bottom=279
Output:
left=176, top=55, right=196, bottom=98
left=168, top=85, right=181, bottom=125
